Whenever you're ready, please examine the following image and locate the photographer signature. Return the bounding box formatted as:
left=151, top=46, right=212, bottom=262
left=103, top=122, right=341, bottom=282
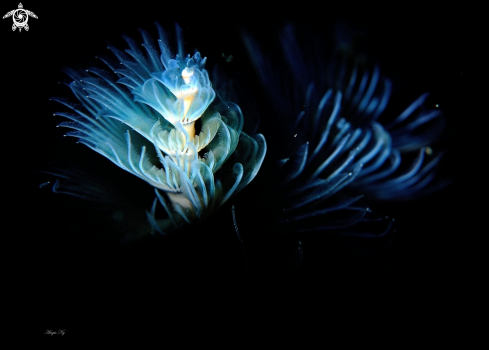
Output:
left=44, top=329, right=66, bottom=336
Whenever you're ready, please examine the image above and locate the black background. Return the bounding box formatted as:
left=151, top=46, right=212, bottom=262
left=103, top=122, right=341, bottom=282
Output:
left=3, top=1, right=482, bottom=339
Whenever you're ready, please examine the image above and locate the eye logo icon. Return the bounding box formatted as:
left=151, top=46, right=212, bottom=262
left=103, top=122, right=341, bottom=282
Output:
left=3, top=3, right=37, bottom=32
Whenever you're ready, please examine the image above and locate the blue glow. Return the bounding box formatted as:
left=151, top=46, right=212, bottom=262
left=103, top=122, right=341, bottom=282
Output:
left=52, top=24, right=266, bottom=234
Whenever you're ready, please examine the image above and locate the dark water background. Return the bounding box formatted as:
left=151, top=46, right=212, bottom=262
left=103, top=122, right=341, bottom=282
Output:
left=3, top=1, right=481, bottom=338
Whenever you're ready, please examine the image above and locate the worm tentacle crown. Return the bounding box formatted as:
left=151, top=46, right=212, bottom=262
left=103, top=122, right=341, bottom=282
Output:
left=53, top=24, right=266, bottom=234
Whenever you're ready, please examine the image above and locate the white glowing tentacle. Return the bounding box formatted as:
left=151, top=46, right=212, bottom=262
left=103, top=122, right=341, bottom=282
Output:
left=55, top=24, right=266, bottom=233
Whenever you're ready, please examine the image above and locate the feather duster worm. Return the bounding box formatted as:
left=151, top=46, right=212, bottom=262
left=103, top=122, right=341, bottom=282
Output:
left=232, top=23, right=447, bottom=276
left=46, top=22, right=447, bottom=280
left=244, top=24, right=445, bottom=208
left=51, top=24, right=266, bottom=235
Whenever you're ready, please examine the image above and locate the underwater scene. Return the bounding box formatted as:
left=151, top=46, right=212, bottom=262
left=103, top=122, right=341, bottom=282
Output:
left=4, top=1, right=479, bottom=335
